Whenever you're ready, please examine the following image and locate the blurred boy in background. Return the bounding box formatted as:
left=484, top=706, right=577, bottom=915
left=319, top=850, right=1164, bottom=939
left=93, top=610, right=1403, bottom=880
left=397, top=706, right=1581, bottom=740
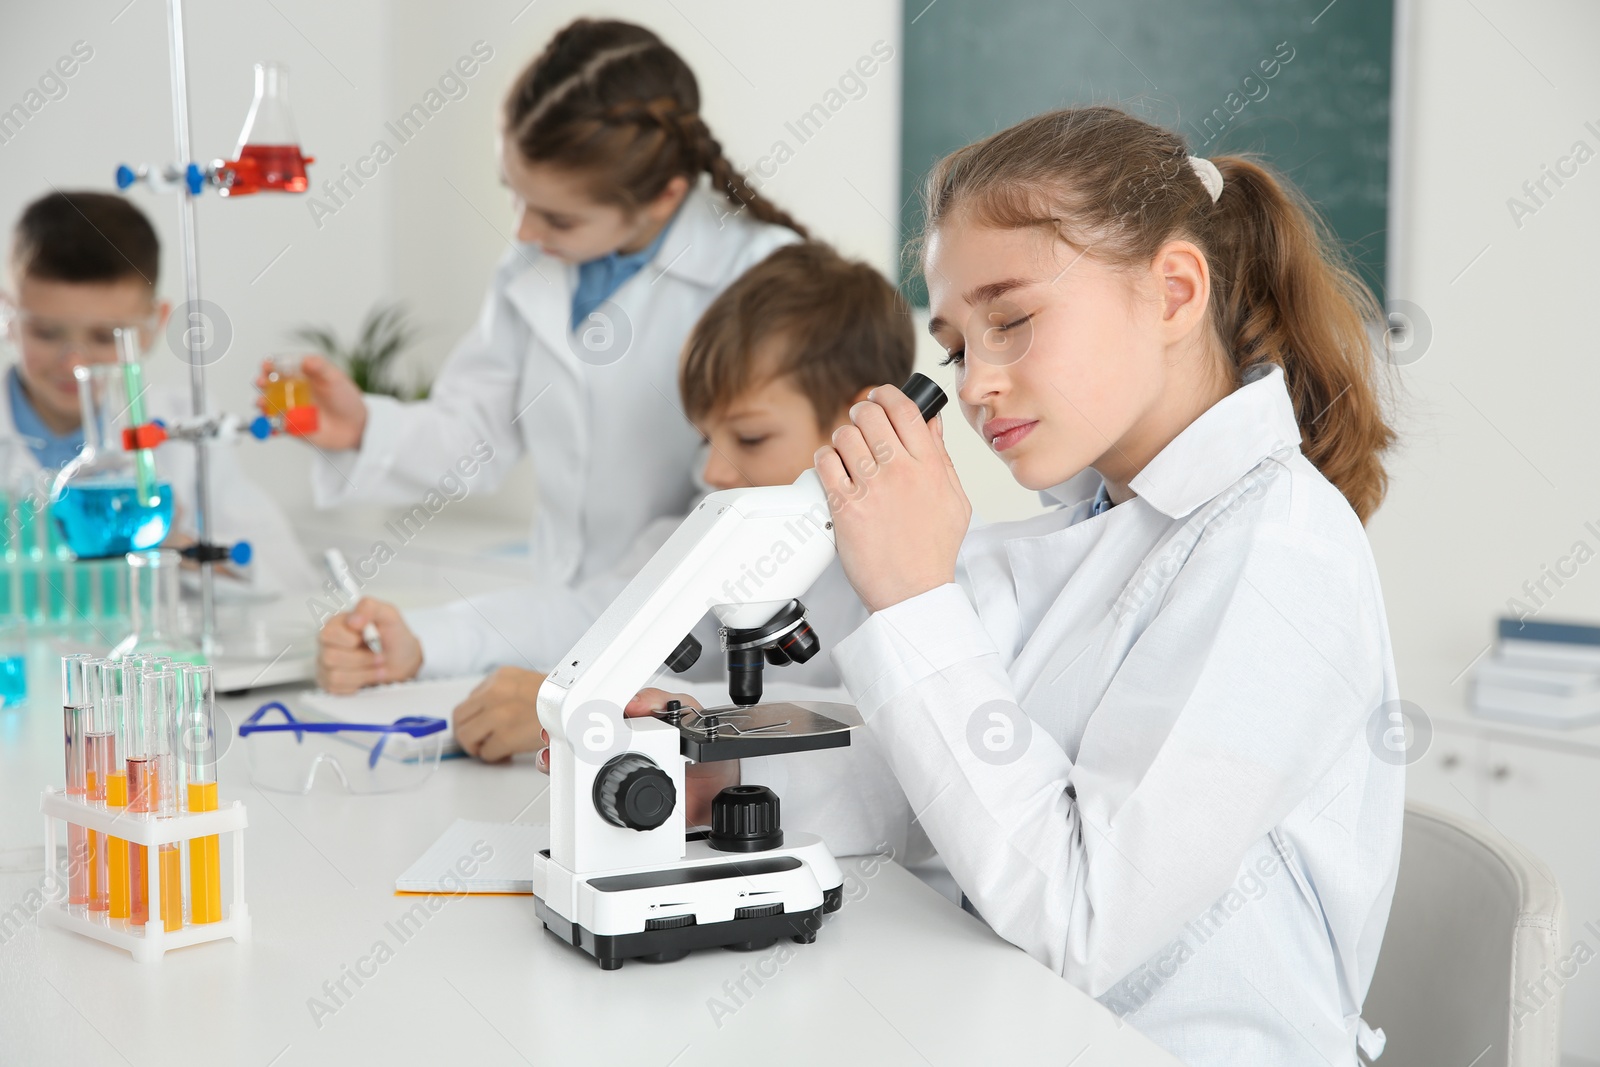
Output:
left=1, top=190, right=316, bottom=595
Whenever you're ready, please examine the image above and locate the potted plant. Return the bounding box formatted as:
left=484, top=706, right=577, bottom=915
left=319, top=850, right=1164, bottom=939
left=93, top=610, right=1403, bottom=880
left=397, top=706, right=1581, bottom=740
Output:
left=288, top=301, right=428, bottom=400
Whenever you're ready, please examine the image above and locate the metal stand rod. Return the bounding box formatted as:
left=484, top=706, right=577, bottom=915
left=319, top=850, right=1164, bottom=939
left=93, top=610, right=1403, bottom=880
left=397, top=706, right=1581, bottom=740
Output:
left=164, top=0, right=215, bottom=653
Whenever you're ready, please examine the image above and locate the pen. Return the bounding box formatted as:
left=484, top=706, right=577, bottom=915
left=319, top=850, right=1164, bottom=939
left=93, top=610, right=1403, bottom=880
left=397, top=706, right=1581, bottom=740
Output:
left=324, top=548, right=383, bottom=656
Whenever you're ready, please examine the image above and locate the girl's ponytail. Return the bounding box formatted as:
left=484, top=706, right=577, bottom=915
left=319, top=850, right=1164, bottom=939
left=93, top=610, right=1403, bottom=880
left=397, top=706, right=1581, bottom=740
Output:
left=1205, top=155, right=1393, bottom=522
left=922, top=106, right=1394, bottom=522
left=505, top=19, right=806, bottom=237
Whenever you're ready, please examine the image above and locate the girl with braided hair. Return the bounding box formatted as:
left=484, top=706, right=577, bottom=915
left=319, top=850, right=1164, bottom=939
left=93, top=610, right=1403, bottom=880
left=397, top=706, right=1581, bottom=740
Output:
left=293, top=19, right=806, bottom=698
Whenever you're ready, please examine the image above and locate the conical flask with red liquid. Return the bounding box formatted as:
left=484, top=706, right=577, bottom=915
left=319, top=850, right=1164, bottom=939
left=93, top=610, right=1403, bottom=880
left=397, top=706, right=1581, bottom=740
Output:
left=219, top=62, right=314, bottom=196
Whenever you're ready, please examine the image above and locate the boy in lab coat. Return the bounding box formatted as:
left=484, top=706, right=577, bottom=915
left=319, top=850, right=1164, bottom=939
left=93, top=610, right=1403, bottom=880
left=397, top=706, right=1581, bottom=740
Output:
left=322, top=240, right=907, bottom=747
left=1, top=190, right=317, bottom=595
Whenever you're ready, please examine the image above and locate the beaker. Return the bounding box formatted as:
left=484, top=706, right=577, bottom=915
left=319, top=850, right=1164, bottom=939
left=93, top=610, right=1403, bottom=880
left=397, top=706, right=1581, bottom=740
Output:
left=50, top=363, right=173, bottom=559
left=114, top=549, right=201, bottom=664
left=262, top=354, right=313, bottom=415
left=220, top=62, right=313, bottom=196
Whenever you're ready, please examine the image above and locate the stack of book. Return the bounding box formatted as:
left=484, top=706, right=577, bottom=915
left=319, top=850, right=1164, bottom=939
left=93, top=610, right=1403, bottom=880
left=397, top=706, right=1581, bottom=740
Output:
left=1471, top=618, right=1600, bottom=729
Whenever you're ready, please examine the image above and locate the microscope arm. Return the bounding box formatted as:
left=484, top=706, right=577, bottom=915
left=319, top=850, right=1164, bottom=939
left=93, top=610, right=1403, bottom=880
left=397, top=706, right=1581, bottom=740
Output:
left=538, top=469, right=836, bottom=748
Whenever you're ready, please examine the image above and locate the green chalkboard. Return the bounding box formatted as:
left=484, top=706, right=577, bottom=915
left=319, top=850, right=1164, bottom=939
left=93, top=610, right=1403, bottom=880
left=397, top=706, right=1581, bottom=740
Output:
left=899, top=0, right=1392, bottom=304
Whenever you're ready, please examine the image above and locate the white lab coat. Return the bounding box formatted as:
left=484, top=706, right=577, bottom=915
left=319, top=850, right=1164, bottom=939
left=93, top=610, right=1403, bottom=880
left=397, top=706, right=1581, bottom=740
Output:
left=0, top=370, right=319, bottom=598
left=310, top=182, right=800, bottom=591
left=828, top=366, right=1403, bottom=1067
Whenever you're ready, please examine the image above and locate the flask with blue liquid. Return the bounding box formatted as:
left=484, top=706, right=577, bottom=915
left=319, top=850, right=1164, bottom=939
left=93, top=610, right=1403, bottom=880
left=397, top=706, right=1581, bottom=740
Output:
left=49, top=345, right=173, bottom=560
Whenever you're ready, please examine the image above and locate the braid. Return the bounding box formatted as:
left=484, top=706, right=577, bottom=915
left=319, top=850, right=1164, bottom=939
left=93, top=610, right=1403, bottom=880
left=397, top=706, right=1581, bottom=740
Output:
left=683, top=113, right=809, bottom=237
left=509, top=41, right=654, bottom=137
left=581, top=96, right=808, bottom=238
left=600, top=95, right=681, bottom=132
left=505, top=18, right=809, bottom=237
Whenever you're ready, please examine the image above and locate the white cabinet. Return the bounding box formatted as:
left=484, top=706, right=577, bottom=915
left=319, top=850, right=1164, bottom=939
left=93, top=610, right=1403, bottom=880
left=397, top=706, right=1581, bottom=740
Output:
left=1408, top=729, right=1491, bottom=818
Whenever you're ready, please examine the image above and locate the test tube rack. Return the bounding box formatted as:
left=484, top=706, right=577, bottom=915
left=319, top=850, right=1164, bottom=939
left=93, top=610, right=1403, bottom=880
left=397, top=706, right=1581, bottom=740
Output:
left=38, top=788, right=250, bottom=963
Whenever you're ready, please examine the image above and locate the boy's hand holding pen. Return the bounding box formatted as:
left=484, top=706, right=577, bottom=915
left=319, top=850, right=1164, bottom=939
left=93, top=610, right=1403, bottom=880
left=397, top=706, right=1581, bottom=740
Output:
left=326, top=549, right=383, bottom=655
left=314, top=557, right=425, bottom=693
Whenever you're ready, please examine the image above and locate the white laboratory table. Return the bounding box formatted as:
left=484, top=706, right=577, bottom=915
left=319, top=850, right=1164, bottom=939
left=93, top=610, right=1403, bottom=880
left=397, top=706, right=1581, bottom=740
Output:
left=0, top=663, right=1180, bottom=1066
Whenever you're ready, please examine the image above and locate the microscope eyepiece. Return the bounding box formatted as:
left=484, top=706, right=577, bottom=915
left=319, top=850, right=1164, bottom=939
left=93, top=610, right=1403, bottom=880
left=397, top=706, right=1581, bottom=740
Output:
left=901, top=371, right=947, bottom=422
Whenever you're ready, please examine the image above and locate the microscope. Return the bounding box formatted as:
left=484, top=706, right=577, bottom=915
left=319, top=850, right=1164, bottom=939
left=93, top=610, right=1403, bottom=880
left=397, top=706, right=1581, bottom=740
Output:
left=531, top=374, right=947, bottom=969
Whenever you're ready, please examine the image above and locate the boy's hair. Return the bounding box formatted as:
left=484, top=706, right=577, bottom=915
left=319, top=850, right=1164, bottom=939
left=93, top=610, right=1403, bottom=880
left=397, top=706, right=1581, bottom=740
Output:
left=920, top=106, right=1394, bottom=523
left=11, top=191, right=159, bottom=288
left=504, top=18, right=807, bottom=236
left=681, top=241, right=915, bottom=428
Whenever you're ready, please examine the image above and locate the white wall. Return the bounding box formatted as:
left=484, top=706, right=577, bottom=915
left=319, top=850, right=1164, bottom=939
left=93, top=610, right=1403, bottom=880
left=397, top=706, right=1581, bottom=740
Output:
left=1370, top=0, right=1600, bottom=685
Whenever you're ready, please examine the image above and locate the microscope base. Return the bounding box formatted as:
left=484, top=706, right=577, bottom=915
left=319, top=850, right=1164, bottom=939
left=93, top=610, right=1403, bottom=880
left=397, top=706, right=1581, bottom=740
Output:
left=535, top=886, right=843, bottom=969
left=533, top=832, right=845, bottom=970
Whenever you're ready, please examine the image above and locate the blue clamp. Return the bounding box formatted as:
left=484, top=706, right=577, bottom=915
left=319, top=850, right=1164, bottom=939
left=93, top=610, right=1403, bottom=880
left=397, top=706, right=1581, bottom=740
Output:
left=231, top=541, right=254, bottom=566
left=249, top=415, right=273, bottom=440
left=185, top=163, right=204, bottom=196
left=115, top=164, right=137, bottom=190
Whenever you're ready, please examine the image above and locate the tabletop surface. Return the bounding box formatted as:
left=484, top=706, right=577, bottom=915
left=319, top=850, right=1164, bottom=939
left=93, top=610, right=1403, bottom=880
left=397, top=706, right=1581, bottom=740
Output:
left=0, top=636, right=1179, bottom=1067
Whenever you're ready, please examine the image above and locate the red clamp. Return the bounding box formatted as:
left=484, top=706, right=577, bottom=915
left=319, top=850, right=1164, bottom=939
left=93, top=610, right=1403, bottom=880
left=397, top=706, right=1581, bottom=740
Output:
left=122, top=423, right=168, bottom=451
left=284, top=406, right=320, bottom=437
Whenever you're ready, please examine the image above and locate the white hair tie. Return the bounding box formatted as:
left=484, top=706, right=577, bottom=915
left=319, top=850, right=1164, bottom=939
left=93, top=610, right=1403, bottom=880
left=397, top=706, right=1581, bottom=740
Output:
left=1188, top=155, right=1224, bottom=203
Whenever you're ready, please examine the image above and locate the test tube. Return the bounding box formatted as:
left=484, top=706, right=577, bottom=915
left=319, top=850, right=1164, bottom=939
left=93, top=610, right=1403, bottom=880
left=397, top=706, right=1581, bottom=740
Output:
left=104, top=678, right=134, bottom=921
left=126, top=667, right=166, bottom=926
left=150, top=669, right=183, bottom=932
left=181, top=665, right=222, bottom=924
left=61, top=654, right=93, bottom=906
left=83, top=659, right=114, bottom=913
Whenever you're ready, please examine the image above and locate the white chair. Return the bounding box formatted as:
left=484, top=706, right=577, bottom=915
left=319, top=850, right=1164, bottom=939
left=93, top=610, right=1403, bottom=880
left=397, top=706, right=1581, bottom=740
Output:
left=1362, top=801, right=1565, bottom=1066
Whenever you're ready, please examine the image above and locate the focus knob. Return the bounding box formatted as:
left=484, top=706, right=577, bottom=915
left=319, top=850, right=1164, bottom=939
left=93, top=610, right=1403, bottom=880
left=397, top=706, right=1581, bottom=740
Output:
left=709, top=785, right=783, bottom=852
left=593, top=754, right=675, bottom=831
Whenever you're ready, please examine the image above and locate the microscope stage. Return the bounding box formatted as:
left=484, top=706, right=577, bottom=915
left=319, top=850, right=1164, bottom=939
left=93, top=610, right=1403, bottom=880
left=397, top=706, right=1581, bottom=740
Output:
left=675, top=701, right=861, bottom=762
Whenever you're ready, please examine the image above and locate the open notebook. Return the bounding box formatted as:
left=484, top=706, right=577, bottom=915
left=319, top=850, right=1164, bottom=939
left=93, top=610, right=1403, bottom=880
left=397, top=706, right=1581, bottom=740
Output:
left=396, top=818, right=548, bottom=894
left=295, top=674, right=486, bottom=757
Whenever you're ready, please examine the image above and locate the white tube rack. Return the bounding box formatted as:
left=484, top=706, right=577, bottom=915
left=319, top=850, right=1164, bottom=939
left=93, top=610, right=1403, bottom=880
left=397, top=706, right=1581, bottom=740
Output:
left=39, top=788, right=251, bottom=963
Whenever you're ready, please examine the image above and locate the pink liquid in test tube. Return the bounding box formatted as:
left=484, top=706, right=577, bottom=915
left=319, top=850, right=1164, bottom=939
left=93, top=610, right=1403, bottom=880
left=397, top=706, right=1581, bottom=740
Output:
left=61, top=654, right=94, bottom=908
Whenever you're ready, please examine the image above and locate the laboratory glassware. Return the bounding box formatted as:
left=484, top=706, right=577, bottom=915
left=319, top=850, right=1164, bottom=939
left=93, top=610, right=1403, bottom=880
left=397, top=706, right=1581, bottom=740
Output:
left=218, top=63, right=313, bottom=196
left=50, top=357, right=172, bottom=559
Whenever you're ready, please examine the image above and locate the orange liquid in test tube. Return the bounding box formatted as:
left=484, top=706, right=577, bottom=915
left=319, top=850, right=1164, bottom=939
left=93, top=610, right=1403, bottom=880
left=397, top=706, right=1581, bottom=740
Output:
left=127, top=756, right=157, bottom=926
left=187, top=781, right=222, bottom=924
left=159, top=845, right=183, bottom=932
left=106, top=771, right=130, bottom=919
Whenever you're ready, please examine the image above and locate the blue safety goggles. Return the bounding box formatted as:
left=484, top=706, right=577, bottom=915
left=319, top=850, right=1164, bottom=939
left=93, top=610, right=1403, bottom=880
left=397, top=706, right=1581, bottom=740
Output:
left=238, top=702, right=448, bottom=794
